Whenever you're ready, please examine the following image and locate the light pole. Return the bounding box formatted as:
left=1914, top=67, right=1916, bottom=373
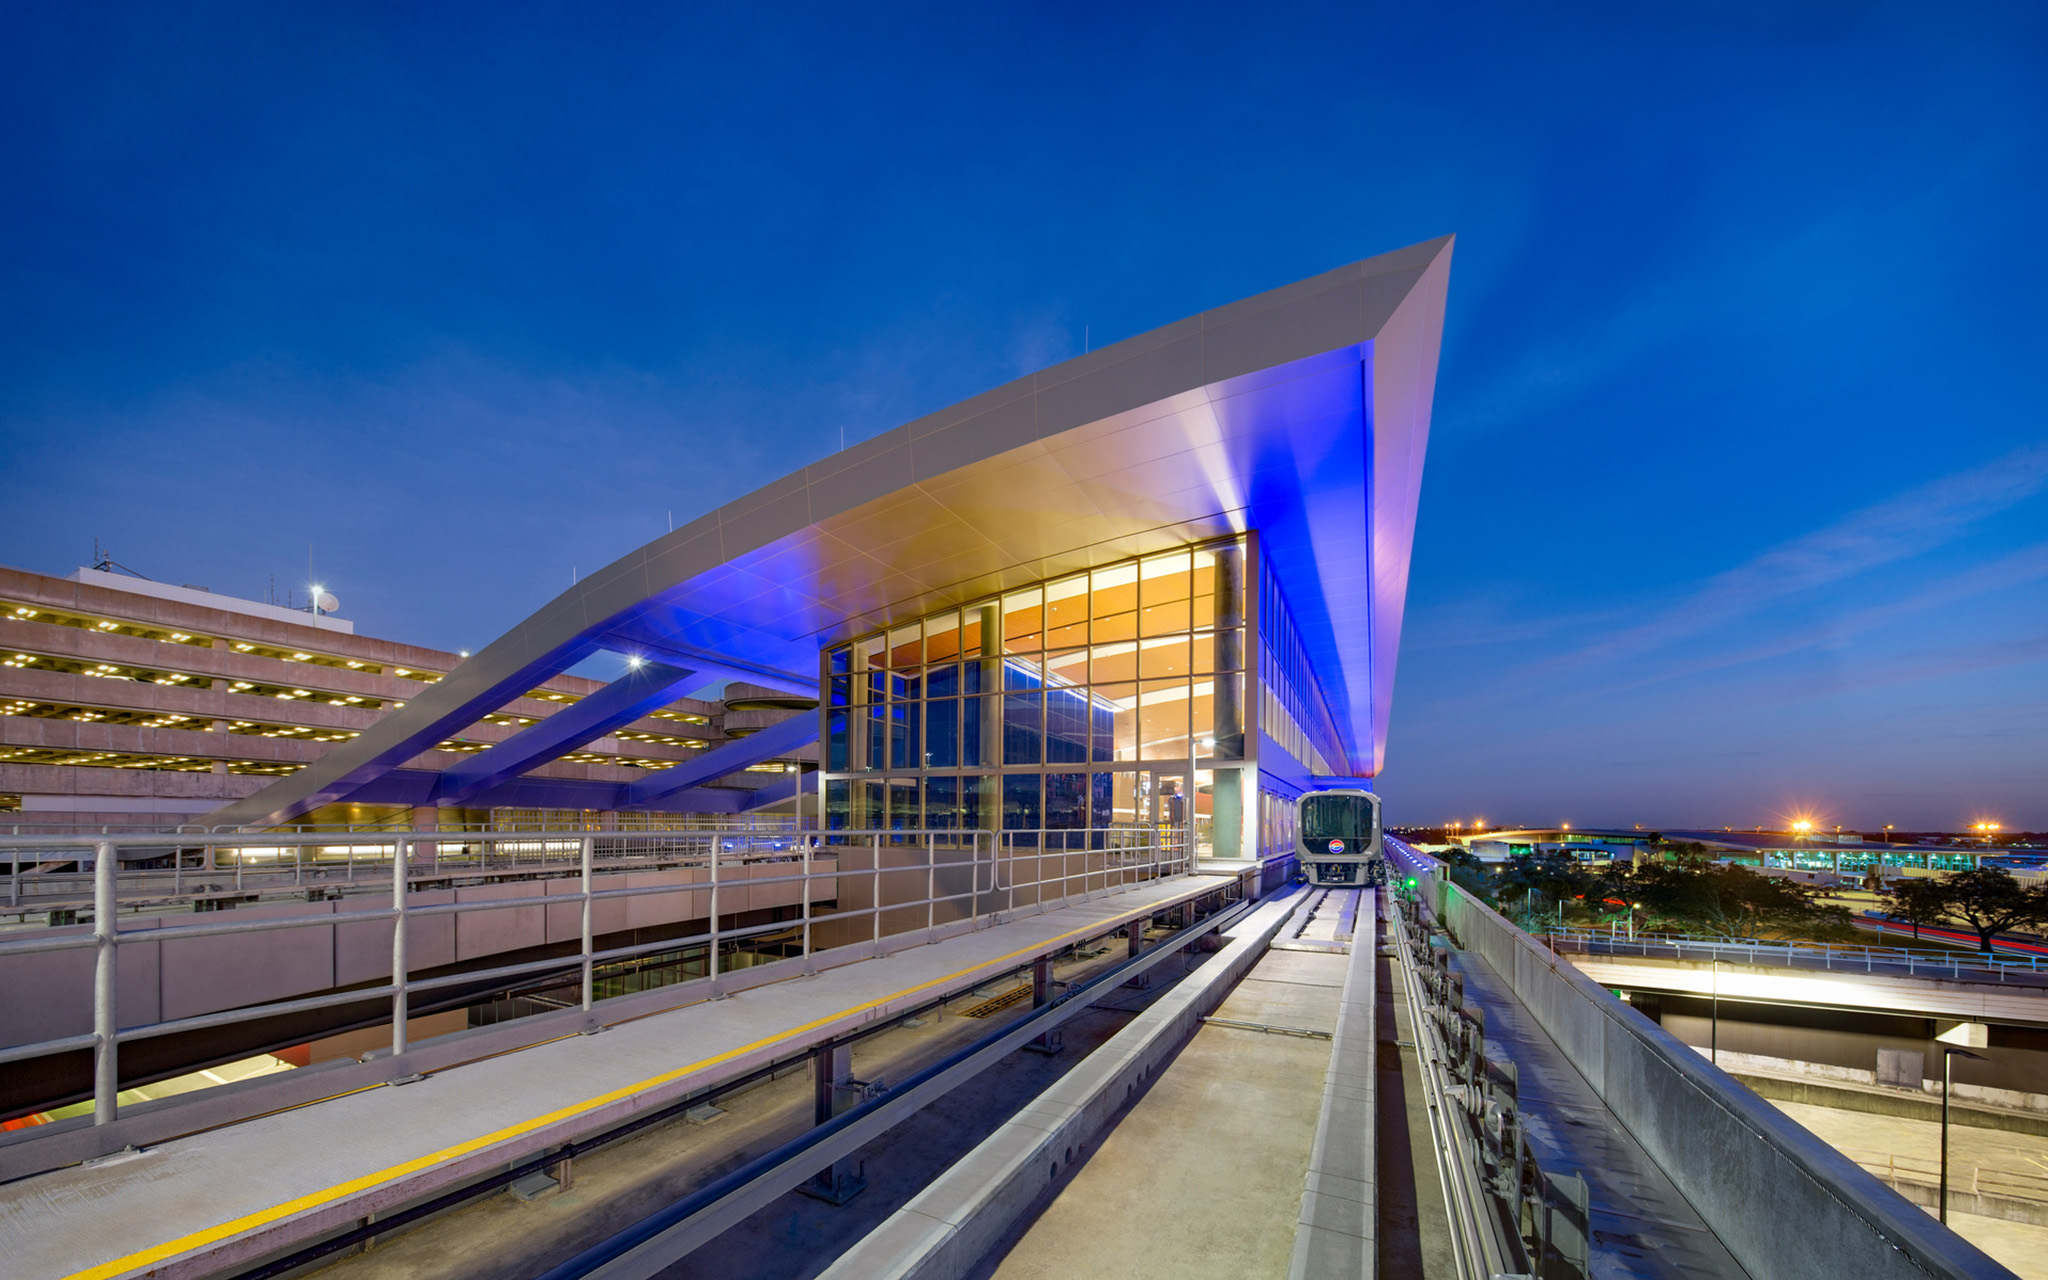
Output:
left=1941, top=1046, right=1987, bottom=1224
left=1709, top=959, right=1718, bottom=1068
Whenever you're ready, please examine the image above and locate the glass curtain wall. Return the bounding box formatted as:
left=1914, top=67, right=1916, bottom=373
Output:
left=822, top=538, right=1249, bottom=854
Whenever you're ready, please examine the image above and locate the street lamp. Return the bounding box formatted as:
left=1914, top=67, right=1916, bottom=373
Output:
left=1941, top=1046, right=1988, bottom=1224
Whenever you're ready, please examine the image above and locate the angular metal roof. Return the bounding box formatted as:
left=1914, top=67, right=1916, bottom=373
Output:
left=210, top=237, right=1452, bottom=827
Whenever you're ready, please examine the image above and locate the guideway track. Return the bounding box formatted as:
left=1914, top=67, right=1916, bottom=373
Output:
left=537, top=893, right=1263, bottom=1280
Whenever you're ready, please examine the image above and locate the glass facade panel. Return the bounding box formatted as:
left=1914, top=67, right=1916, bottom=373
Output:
left=1003, top=773, right=1041, bottom=829
left=1003, top=689, right=1042, bottom=764
left=1090, top=771, right=1113, bottom=828
left=924, top=612, right=961, bottom=662
left=822, top=538, right=1250, bottom=838
left=1140, top=551, right=1192, bottom=637
left=964, top=694, right=996, bottom=768
left=1140, top=678, right=1190, bottom=761
left=1003, top=588, right=1043, bottom=650
left=1140, top=636, right=1193, bottom=680
left=888, top=777, right=918, bottom=829
left=924, top=775, right=959, bottom=829
left=925, top=697, right=959, bottom=768
left=1046, top=576, right=1090, bottom=649
left=885, top=703, right=914, bottom=770
left=1045, top=772, right=1087, bottom=829
left=1045, top=683, right=1089, bottom=763
left=1095, top=682, right=1138, bottom=761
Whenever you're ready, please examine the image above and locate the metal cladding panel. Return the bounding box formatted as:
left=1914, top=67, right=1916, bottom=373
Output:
left=209, top=237, right=1449, bottom=825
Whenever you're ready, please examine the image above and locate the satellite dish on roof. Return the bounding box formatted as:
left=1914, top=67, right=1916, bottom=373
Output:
left=315, top=592, right=340, bottom=614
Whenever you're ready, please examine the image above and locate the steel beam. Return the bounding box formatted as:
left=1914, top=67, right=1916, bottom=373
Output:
left=430, top=661, right=700, bottom=805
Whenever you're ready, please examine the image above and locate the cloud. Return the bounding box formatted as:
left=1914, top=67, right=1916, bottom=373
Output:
left=1595, top=539, right=2048, bottom=697
left=1549, top=442, right=2048, bottom=672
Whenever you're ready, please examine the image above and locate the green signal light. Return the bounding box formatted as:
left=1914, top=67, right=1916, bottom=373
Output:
left=1403, top=876, right=1418, bottom=888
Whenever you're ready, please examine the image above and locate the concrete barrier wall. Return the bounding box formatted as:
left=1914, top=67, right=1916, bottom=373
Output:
left=1424, top=876, right=2008, bottom=1280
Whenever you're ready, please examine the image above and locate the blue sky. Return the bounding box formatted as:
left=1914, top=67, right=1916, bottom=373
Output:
left=2, top=3, right=2043, bottom=830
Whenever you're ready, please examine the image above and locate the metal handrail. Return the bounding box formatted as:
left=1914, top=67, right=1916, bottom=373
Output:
left=1546, top=926, right=2048, bottom=981
left=0, top=825, right=1193, bottom=1128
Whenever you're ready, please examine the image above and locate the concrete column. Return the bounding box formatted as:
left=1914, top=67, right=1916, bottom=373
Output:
left=1027, top=954, right=1063, bottom=1054
left=410, top=804, right=438, bottom=866
left=804, top=1043, right=867, bottom=1204
left=977, top=604, right=1002, bottom=825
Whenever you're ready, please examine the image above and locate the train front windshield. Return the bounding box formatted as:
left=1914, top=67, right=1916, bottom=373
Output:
left=1301, top=793, right=1376, bottom=852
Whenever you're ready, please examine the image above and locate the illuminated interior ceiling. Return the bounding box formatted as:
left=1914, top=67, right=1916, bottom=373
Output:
left=208, top=236, right=1451, bottom=828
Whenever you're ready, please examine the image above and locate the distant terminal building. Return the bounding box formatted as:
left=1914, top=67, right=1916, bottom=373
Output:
left=199, top=237, right=1456, bottom=882
left=1454, top=827, right=1998, bottom=879
left=0, top=565, right=813, bottom=831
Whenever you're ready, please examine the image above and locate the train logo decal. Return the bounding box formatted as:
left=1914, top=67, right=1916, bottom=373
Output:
left=1327, top=838, right=1345, bottom=855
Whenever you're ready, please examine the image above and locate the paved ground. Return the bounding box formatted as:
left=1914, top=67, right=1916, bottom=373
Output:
left=1770, top=1100, right=2048, bottom=1279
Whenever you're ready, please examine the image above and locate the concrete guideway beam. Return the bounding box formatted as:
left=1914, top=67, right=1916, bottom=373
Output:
left=0, top=876, right=1234, bottom=1280
left=813, top=889, right=1310, bottom=1280
left=429, top=661, right=700, bottom=806
left=1288, top=887, right=1378, bottom=1280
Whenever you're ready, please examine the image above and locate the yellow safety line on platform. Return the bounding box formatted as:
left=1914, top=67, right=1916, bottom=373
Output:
left=62, top=898, right=1185, bottom=1280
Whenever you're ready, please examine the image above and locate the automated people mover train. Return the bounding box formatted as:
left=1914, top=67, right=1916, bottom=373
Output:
left=1295, top=788, right=1385, bottom=888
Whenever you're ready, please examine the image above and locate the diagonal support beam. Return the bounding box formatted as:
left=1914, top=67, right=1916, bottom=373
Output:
left=601, top=634, right=815, bottom=697
left=738, top=768, right=814, bottom=813
left=619, top=712, right=817, bottom=810
left=431, top=661, right=700, bottom=806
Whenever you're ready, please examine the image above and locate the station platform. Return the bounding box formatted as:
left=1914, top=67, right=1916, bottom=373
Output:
left=0, top=875, right=1232, bottom=1280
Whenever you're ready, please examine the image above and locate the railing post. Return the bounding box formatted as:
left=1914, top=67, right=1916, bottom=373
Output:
left=926, top=833, right=936, bottom=938
left=580, top=835, right=594, bottom=1012
left=872, top=834, right=882, bottom=950
left=391, top=839, right=409, bottom=1057
left=92, top=840, right=118, bottom=1125
left=708, top=836, right=721, bottom=994
left=801, top=836, right=815, bottom=972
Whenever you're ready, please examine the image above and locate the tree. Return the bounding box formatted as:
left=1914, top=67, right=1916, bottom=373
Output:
left=1496, top=850, right=1589, bottom=919
left=1935, top=867, right=2048, bottom=954
left=1623, top=861, right=1853, bottom=941
left=1880, top=877, right=1952, bottom=943
left=1443, top=844, right=1497, bottom=905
